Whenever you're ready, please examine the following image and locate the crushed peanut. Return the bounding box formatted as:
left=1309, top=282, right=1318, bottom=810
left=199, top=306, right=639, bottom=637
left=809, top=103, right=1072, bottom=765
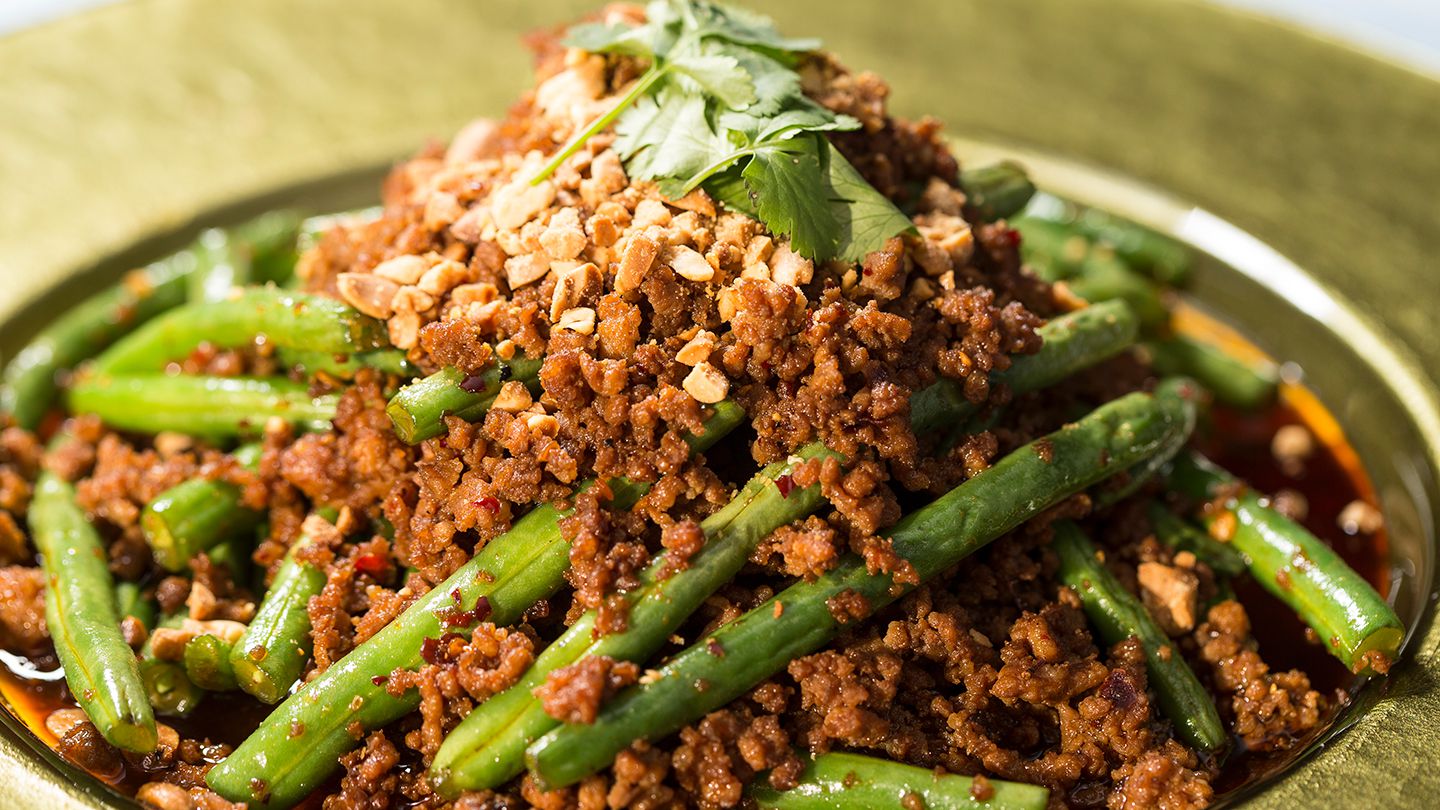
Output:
left=667, top=245, right=715, bottom=283
left=504, top=253, right=551, bottom=289
left=1338, top=499, right=1384, bottom=535
left=555, top=306, right=597, bottom=335
left=616, top=231, right=662, bottom=293
left=768, top=242, right=814, bottom=288
left=493, top=381, right=534, bottom=413
left=683, top=361, right=729, bottom=403
left=372, top=255, right=430, bottom=285
left=336, top=273, right=400, bottom=319
left=491, top=178, right=556, bottom=231
left=676, top=330, right=718, bottom=366
left=525, top=412, right=560, bottom=437
left=550, top=262, right=601, bottom=320
left=418, top=259, right=472, bottom=297
left=1137, top=561, right=1199, bottom=635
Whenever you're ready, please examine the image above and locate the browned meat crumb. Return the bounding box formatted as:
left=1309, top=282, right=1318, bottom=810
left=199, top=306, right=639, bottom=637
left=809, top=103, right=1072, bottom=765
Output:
left=385, top=623, right=537, bottom=764
left=0, top=565, right=47, bottom=653
left=1194, top=600, right=1329, bottom=752
left=0, top=422, right=41, bottom=565
left=752, top=516, right=842, bottom=580
left=536, top=654, right=641, bottom=725
left=136, top=782, right=242, bottom=810
left=326, top=731, right=401, bottom=810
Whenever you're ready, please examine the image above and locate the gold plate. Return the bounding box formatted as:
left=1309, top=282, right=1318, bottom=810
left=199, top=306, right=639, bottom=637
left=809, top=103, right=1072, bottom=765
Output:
left=2, top=1, right=1438, bottom=807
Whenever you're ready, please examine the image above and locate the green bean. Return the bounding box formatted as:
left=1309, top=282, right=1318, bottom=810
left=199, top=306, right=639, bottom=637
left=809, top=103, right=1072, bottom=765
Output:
left=1168, top=452, right=1402, bottom=674
left=1145, top=501, right=1247, bottom=578
left=1051, top=521, right=1226, bottom=752
left=183, top=634, right=240, bottom=692
left=748, top=752, right=1049, bottom=810
left=208, top=401, right=747, bottom=808
left=959, top=161, right=1036, bottom=222
left=188, top=213, right=303, bottom=303
left=1069, top=207, right=1192, bottom=287
left=1012, top=216, right=1090, bottom=280
left=1015, top=217, right=1169, bottom=331
left=138, top=613, right=203, bottom=718
left=429, top=349, right=1053, bottom=795
left=909, top=300, right=1139, bottom=436
left=30, top=467, right=157, bottom=752
left=1021, top=197, right=1192, bottom=287
left=433, top=317, right=1154, bottom=794
left=1092, top=422, right=1194, bottom=511
left=1, top=260, right=189, bottom=430
left=278, top=348, right=419, bottom=380
left=523, top=379, right=1199, bottom=788
left=239, top=211, right=305, bottom=287
left=68, top=375, right=337, bottom=437
left=142, top=444, right=263, bottom=573
left=93, top=287, right=389, bottom=375
left=1, top=214, right=303, bottom=429
left=206, top=538, right=255, bottom=591
left=1146, top=335, right=1278, bottom=411
left=1066, top=251, right=1169, bottom=332
left=114, top=581, right=157, bottom=632
left=386, top=356, right=545, bottom=444
left=429, top=444, right=838, bottom=795
left=230, top=510, right=336, bottom=704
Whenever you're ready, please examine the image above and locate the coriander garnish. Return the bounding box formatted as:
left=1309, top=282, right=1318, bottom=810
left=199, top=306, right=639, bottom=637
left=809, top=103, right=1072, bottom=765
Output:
left=533, top=0, right=913, bottom=262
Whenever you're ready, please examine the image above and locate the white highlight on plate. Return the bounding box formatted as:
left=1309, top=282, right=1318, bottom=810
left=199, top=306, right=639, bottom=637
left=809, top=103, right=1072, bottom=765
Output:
left=1174, top=208, right=1337, bottom=323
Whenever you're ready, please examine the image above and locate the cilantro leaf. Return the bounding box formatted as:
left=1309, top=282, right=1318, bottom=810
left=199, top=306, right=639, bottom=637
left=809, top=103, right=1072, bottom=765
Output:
left=712, top=135, right=912, bottom=262
left=541, top=0, right=912, bottom=263
left=704, top=165, right=759, bottom=219
left=667, top=52, right=755, bottom=108
left=820, top=140, right=916, bottom=261
left=676, top=0, right=820, bottom=59
left=743, top=136, right=835, bottom=259
left=563, top=21, right=662, bottom=57
left=616, top=89, right=728, bottom=197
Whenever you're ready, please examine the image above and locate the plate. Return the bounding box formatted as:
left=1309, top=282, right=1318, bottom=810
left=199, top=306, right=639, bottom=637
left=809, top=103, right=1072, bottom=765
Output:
left=2, top=0, right=1438, bottom=806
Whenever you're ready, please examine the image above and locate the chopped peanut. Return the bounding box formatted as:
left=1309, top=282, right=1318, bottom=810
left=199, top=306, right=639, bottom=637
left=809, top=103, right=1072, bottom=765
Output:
left=493, top=381, right=534, bottom=413
left=525, top=412, right=560, bottom=437
left=676, top=330, right=718, bottom=366
left=372, top=255, right=430, bottom=285
left=336, top=273, right=400, bottom=319
left=667, top=245, right=715, bottom=283
left=1338, top=499, right=1384, bottom=535
left=444, top=118, right=500, bottom=165
left=768, top=242, right=814, bottom=287
left=504, top=253, right=551, bottom=289
left=556, top=307, right=597, bottom=335
left=1137, top=561, right=1199, bottom=635
left=550, top=262, right=601, bottom=321
left=423, top=191, right=465, bottom=230
left=540, top=208, right=588, bottom=261
left=418, top=259, right=471, bottom=297
left=683, top=362, right=730, bottom=404
left=492, top=179, right=556, bottom=231
left=616, top=232, right=662, bottom=293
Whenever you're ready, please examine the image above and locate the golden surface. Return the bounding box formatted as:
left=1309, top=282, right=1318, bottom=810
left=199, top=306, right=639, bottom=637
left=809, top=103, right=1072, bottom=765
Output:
left=1, top=0, right=1438, bottom=807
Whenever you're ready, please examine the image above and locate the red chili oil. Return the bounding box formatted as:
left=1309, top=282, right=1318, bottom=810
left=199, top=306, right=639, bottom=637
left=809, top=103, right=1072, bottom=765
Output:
left=1199, top=386, right=1390, bottom=796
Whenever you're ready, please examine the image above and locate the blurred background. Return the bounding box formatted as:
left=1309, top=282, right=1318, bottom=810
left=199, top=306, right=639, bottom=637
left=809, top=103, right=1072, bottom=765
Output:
left=4, top=0, right=1439, bottom=75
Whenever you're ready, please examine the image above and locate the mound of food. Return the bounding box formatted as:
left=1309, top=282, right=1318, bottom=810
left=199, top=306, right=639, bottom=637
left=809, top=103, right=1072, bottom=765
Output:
left=0, top=3, right=1400, bottom=809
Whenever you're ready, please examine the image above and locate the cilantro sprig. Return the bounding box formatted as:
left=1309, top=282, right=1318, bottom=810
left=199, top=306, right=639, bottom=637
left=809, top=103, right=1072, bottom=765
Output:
left=532, top=0, right=912, bottom=263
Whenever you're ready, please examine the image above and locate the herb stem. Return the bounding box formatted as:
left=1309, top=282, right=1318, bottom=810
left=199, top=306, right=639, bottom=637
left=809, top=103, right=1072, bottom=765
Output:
left=531, top=64, right=668, bottom=184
